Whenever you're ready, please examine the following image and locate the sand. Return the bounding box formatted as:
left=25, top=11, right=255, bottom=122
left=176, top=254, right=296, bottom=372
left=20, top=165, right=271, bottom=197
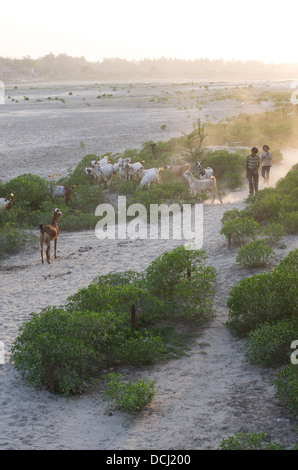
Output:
left=0, top=81, right=297, bottom=450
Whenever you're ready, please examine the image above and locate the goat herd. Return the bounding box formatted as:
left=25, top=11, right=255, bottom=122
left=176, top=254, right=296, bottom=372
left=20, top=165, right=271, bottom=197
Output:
left=84, top=155, right=222, bottom=202
left=0, top=156, right=222, bottom=264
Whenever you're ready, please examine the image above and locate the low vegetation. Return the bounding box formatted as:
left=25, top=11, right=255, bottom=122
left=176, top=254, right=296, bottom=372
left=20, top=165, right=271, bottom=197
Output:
left=226, top=248, right=298, bottom=418
left=10, top=246, right=216, bottom=397
left=218, top=430, right=284, bottom=450
left=103, top=373, right=156, bottom=412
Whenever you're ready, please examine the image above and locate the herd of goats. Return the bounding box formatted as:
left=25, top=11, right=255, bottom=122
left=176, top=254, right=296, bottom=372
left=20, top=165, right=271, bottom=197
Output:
left=0, top=156, right=222, bottom=213
left=83, top=155, right=223, bottom=203
left=0, top=156, right=222, bottom=264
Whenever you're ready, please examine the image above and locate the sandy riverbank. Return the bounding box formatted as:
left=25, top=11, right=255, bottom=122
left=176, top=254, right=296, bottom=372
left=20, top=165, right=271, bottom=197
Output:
left=0, top=81, right=297, bottom=450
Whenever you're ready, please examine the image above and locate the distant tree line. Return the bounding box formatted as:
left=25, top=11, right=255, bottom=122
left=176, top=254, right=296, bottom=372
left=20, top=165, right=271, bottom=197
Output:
left=1, top=53, right=298, bottom=80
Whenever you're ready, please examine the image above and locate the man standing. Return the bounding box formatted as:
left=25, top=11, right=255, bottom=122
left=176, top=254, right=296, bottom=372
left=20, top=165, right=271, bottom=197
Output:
left=246, top=147, right=260, bottom=195
left=260, top=144, right=272, bottom=184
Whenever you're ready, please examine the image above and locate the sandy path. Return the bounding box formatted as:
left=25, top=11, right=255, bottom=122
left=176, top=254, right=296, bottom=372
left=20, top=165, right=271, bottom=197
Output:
left=0, top=188, right=297, bottom=449
left=0, top=80, right=297, bottom=449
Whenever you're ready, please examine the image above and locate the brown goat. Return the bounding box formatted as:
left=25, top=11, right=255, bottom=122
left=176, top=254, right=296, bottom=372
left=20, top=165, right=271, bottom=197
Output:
left=0, top=193, right=14, bottom=211
left=51, top=185, right=76, bottom=205
left=40, top=208, right=63, bottom=264
left=163, top=163, right=190, bottom=176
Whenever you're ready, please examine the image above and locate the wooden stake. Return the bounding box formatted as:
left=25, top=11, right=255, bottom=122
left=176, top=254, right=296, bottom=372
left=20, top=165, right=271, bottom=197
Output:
left=131, top=304, right=136, bottom=331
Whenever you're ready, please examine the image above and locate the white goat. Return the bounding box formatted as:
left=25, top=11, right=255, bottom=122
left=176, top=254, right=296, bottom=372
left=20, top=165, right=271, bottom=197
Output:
left=139, top=168, right=162, bottom=189
left=95, top=156, right=110, bottom=166
left=194, top=161, right=214, bottom=179
left=183, top=170, right=222, bottom=203
left=118, top=157, right=131, bottom=181
left=98, top=163, right=114, bottom=186
left=0, top=193, right=14, bottom=210
left=112, top=162, right=120, bottom=174
left=127, top=162, right=144, bottom=180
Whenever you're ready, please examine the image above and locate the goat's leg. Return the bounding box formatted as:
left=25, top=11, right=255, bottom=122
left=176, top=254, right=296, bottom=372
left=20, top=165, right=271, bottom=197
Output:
left=54, top=237, right=58, bottom=259
left=40, top=239, right=44, bottom=264
left=46, top=241, right=51, bottom=264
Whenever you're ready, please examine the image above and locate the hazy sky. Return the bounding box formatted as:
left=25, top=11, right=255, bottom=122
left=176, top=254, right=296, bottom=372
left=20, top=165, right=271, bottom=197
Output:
left=1, top=0, right=297, bottom=63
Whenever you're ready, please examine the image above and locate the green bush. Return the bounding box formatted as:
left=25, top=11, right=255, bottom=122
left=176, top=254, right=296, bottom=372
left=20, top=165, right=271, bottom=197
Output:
left=236, top=239, right=274, bottom=268
left=144, top=246, right=216, bottom=322
left=262, top=222, right=284, bottom=245
left=145, top=246, right=208, bottom=296
left=0, top=222, right=32, bottom=257
left=243, top=189, right=282, bottom=223
left=103, top=372, right=156, bottom=412
left=275, top=168, right=298, bottom=195
left=226, top=250, right=297, bottom=336
left=127, top=182, right=196, bottom=216
left=69, top=184, right=104, bottom=212
left=3, top=174, right=50, bottom=211
left=282, top=211, right=298, bottom=234
left=220, top=208, right=244, bottom=225
left=66, top=283, right=166, bottom=327
left=243, top=320, right=298, bottom=366
left=203, top=149, right=245, bottom=188
left=111, top=330, right=166, bottom=365
left=273, top=364, right=298, bottom=416
left=10, top=307, right=110, bottom=396
left=220, top=217, right=261, bottom=246
left=275, top=248, right=298, bottom=272
left=219, top=164, right=298, bottom=238
left=218, top=430, right=284, bottom=450
left=10, top=245, right=217, bottom=395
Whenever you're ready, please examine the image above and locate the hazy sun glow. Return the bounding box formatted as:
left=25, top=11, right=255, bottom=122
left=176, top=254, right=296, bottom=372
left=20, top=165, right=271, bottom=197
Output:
left=2, top=0, right=297, bottom=63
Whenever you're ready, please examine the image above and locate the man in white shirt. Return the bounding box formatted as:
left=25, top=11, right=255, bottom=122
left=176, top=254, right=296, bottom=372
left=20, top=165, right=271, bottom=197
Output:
left=260, top=144, right=272, bottom=184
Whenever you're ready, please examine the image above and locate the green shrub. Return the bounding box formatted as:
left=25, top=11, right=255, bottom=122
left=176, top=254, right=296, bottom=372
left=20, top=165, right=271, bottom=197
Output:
left=4, top=174, right=50, bottom=211
left=243, top=320, right=298, bottom=366
left=282, top=211, right=298, bottom=234
left=218, top=430, right=284, bottom=450
left=111, top=330, right=166, bottom=365
left=275, top=168, right=298, bottom=195
left=262, top=222, right=284, bottom=245
left=226, top=251, right=297, bottom=336
left=0, top=222, right=31, bottom=257
left=220, top=217, right=261, bottom=246
left=144, top=246, right=216, bottom=323
left=243, top=189, right=282, bottom=223
left=58, top=208, right=100, bottom=231
left=203, top=149, right=245, bottom=188
left=127, top=182, right=196, bottom=215
left=273, top=364, right=298, bottom=416
left=219, top=164, right=298, bottom=239
left=145, top=246, right=207, bottom=296
left=10, top=307, right=110, bottom=396
left=117, top=180, right=139, bottom=196
left=220, top=208, right=244, bottom=225
left=70, top=184, right=104, bottom=212
left=275, top=248, right=298, bottom=272
left=103, top=372, right=156, bottom=412
left=66, top=283, right=165, bottom=327
left=236, top=239, right=274, bottom=268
